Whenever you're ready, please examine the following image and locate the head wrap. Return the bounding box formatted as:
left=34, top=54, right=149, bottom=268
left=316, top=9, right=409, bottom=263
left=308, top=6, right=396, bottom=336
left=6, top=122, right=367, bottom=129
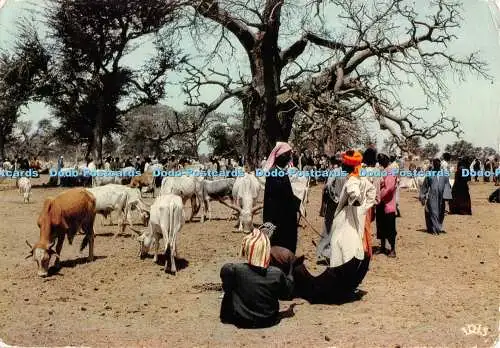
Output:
left=343, top=151, right=363, bottom=177
left=240, top=229, right=271, bottom=268
left=264, top=142, right=292, bottom=170
left=258, top=222, right=276, bottom=239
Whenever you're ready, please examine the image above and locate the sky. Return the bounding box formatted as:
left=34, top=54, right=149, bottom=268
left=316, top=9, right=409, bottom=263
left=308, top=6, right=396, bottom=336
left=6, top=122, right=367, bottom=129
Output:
left=1, top=0, right=500, bottom=154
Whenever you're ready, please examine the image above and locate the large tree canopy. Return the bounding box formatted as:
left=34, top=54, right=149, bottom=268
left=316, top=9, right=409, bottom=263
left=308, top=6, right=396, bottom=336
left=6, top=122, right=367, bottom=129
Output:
left=18, top=0, right=187, bottom=162
left=179, top=0, right=488, bottom=167
left=0, top=29, right=49, bottom=159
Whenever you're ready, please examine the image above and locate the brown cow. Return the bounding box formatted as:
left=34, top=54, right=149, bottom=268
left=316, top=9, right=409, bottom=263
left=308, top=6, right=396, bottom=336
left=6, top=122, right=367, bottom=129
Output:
left=25, top=188, right=96, bottom=277
left=129, top=172, right=155, bottom=197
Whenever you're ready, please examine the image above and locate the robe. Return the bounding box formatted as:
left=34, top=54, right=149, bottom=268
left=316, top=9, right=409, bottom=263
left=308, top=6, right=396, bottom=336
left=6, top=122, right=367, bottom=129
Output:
left=316, top=170, right=347, bottom=260
left=419, top=174, right=452, bottom=233
left=330, top=176, right=376, bottom=267
left=263, top=169, right=301, bottom=253
left=449, top=165, right=472, bottom=215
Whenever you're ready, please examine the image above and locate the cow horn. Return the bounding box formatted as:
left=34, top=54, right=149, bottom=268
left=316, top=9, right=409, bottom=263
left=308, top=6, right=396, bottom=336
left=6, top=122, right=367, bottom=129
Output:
left=25, top=240, right=33, bottom=249
left=217, top=199, right=241, bottom=213
left=129, top=226, right=143, bottom=235
left=251, top=204, right=264, bottom=214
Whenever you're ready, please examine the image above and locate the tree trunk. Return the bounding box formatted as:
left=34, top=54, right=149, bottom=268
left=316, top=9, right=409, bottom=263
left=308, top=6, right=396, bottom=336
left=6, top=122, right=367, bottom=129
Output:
left=93, top=104, right=103, bottom=167
left=0, top=133, right=5, bottom=160
left=242, top=37, right=294, bottom=169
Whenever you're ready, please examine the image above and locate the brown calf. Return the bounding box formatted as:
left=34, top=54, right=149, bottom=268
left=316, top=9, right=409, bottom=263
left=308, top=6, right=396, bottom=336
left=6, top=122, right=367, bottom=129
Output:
left=26, top=188, right=96, bottom=277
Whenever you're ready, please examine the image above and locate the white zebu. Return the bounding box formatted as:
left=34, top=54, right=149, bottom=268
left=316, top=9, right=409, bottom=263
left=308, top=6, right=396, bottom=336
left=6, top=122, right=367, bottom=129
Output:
left=91, top=170, right=122, bottom=187
left=17, top=177, right=32, bottom=203
left=136, top=194, right=185, bottom=274
left=160, top=175, right=205, bottom=222
left=201, top=178, right=236, bottom=221
left=220, top=173, right=263, bottom=232
left=86, top=184, right=150, bottom=237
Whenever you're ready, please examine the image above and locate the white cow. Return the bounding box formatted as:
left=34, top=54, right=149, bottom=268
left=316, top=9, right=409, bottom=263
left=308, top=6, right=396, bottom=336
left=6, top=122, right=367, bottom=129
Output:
left=137, top=194, right=185, bottom=274
left=160, top=175, right=205, bottom=222
left=17, top=177, right=32, bottom=203
left=86, top=184, right=150, bottom=237
left=91, top=170, right=122, bottom=187
left=221, top=173, right=262, bottom=232
left=201, top=178, right=236, bottom=221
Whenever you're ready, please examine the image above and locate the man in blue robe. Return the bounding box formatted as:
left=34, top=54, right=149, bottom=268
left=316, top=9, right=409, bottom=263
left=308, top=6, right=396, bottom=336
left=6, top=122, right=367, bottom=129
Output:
left=419, top=158, right=452, bottom=234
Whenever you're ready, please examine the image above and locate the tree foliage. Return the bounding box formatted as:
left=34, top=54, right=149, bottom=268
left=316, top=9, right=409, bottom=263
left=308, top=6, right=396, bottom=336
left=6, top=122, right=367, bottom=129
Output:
left=17, top=0, right=186, bottom=162
left=118, top=104, right=221, bottom=158
left=444, top=140, right=479, bottom=160
left=0, top=28, right=50, bottom=158
left=207, top=123, right=244, bottom=158
left=421, top=142, right=440, bottom=160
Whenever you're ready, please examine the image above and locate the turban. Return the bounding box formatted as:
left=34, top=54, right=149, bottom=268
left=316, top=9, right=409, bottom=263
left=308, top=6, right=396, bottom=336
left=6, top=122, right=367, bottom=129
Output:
left=264, top=142, right=293, bottom=170
left=240, top=229, right=271, bottom=268
left=343, top=151, right=363, bottom=176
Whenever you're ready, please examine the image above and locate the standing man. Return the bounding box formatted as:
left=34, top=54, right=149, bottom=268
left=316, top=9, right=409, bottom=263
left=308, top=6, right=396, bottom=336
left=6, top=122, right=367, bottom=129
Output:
left=419, top=158, right=452, bottom=235
left=375, top=154, right=398, bottom=257
left=263, top=142, right=302, bottom=254
left=57, top=155, right=64, bottom=186
left=316, top=157, right=347, bottom=264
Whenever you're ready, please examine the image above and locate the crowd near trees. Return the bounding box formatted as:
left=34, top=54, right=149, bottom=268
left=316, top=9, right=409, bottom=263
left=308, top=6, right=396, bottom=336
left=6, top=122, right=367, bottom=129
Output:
left=0, top=0, right=496, bottom=166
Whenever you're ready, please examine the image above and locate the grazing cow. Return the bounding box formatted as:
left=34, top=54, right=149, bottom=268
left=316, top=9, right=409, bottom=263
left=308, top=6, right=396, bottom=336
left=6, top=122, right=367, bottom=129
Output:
left=220, top=173, right=262, bottom=232
left=160, top=176, right=205, bottom=222
left=201, top=178, right=236, bottom=220
left=136, top=194, right=185, bottom=274
left=91, top=170, right=122, bottom=187
left=17, top=177, right=32, bottom=203
left=129, top=172, right=155, bottom=197
left=86, top=184, right=150, bottom=237
left=25, top=188, right=96, bottom=277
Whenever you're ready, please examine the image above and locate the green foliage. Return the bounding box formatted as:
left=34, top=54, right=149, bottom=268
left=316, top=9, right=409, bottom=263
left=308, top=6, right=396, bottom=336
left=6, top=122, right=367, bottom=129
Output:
left=421, top=142, right=440, bottom=160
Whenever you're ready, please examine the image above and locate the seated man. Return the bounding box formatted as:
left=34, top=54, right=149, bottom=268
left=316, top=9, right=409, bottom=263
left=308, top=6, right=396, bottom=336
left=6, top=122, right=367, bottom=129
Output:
left=220, top=227, right=294, bottom=328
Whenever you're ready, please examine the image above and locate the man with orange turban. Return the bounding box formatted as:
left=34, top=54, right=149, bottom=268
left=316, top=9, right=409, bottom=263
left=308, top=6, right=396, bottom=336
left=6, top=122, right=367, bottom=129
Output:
left=329, top=150, right=376, bottom=267
left=293, top=150, right=376, bottom=304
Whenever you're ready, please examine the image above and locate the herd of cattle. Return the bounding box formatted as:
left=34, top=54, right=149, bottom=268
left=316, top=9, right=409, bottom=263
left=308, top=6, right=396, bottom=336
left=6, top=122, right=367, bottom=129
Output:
left=12, top=162, right=310, bottom=277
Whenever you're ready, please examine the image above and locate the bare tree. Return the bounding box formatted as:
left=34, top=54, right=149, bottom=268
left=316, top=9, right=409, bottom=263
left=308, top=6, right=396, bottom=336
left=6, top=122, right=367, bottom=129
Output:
left=179, top=0, right=488, bottom=167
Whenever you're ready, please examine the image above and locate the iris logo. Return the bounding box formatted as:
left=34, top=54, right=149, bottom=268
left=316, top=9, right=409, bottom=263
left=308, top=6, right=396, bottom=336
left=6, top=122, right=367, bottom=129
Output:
left=461, top=323, right=489, bottom=337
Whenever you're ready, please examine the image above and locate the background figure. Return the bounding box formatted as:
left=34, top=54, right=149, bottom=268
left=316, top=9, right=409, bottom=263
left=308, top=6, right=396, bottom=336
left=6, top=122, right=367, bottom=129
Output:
left=473, top=159, right=481, bottom=182
left=375, top=154, right=397, bottom=257
left=449, top=158, right=472, bottom=215
left=419, top=159, right=452, bottom=234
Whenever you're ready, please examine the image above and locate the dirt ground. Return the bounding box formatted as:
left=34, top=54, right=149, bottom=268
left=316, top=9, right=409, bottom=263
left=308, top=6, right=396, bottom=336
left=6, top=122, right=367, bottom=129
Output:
left=0, top=176, right=498, bottom=347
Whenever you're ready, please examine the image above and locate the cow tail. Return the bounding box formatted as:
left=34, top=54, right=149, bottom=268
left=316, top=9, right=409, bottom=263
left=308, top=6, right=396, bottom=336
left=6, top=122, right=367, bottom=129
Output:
left=167, top=202, right=175, bottom=251
left=80, top=234, right=89, bottom=252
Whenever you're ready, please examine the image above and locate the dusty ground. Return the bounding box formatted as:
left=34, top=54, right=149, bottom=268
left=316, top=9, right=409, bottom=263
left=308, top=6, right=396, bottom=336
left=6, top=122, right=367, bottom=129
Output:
left=0, top=176, right=498, bottom=347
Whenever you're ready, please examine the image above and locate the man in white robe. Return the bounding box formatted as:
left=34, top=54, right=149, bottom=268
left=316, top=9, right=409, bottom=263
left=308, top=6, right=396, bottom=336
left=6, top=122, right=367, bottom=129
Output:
left=330, top=153, right=377, bottom=268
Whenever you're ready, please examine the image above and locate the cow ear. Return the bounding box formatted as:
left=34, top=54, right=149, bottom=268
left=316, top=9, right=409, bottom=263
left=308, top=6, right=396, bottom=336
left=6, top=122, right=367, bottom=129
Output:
left=48, top=200, right=69, bottom=229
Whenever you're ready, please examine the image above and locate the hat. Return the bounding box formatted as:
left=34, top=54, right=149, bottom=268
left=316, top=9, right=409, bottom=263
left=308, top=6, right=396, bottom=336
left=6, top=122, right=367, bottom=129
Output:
left=240, top=229, right=271, bottom=268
